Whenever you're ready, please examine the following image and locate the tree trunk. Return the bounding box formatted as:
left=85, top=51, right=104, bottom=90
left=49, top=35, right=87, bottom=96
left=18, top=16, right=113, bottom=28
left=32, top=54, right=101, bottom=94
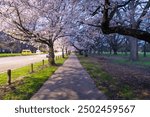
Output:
left=79, top=50, right=83, bottom=55
left=84, top=50, right=88, bottom=57
left=65, top=47, right=68, bottom=55
left=125, top=40, right=128, bottom=55
left=48, top=45, right=55, bottom=66
left=129, top=37, right=138, bottom=61
left=62, top=48, right=65, bottom=58
left=112, top=46, right=118, bottom=55
left=113, top=49, right=118, bottom=55
left=129, top=1, right=138, bottom=61
left=109, top=48, right=112, bottom=55
left=143, top=41, right=146, bottom=57
left=125, top=49, right=128, bottom=56
left=100, top=46, right=104, bottom=54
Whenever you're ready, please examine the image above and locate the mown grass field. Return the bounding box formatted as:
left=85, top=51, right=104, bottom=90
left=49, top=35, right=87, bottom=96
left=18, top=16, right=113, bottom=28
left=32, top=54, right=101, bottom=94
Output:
left=0, top=53, right=38, bottom=58
left=0, top=53, right=21, bottom=57
left=99, top=52, right=150, bottom=57
left=77, top=54, right=146, bottom=99
left=0, top=56, right=68, bottom=100
left=112, top=58, right=150, bottom=67
left=91, top=52, right=150, bottom=67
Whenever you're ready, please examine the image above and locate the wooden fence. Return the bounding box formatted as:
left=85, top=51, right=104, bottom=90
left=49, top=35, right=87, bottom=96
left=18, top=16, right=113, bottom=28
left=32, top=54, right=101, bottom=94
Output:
left=6, top=55, right=66, bottom=85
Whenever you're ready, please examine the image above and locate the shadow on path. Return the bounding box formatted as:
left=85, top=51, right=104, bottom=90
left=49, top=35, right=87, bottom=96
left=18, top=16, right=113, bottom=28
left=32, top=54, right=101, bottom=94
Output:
left=31, top=54, right=107, bottom=100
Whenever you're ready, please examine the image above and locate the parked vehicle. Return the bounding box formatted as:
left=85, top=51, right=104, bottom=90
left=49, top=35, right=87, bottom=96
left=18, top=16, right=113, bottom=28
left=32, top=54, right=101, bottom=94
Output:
left=36, top=50, right=42, bottom=54
left=21, top=49, right=32, bottom=55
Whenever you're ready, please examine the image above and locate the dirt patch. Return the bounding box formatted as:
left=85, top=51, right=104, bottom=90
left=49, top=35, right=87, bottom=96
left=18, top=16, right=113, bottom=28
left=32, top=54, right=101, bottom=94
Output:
left=0, top=77, right=25, bottom=99
left=90, top=56, right=150, bottom=99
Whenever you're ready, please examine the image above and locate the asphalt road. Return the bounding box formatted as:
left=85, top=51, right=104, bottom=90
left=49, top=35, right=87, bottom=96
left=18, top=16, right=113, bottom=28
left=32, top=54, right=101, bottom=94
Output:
left=0, top=52, right=63, bottom=73
left=0, top=54, right=48, bottom=73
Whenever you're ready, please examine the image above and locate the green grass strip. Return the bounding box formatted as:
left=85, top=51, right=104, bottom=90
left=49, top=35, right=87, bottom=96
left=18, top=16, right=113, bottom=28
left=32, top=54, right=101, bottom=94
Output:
left=0, top=53, right=22, bottom=57
left=0, top=60, right=49, bottom=85
left=2, top=57, right=68, bottom=100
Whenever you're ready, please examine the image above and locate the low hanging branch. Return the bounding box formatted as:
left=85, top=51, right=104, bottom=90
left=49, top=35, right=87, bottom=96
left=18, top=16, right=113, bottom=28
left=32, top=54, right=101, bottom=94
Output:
left=90, top=0, right=150, bottom=43
left=101, top=0, right=150, bottom=43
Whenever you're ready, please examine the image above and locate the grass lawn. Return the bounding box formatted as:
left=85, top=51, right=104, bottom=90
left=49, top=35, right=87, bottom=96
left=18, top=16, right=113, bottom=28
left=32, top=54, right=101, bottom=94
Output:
left=107, top=53, right=150, bottom=67
left=0, top=60, right=49, bottom=85
left=99, top=52, right=150, bottom=58
left=77, top=55, right=135, bottom=99
left=0, top=53, right=22, bottom=57
left=93, top=52, right=150, bottom=67
left=0, top=56, right=68, bottom=100
left=112, top=58, right=150, bottom=67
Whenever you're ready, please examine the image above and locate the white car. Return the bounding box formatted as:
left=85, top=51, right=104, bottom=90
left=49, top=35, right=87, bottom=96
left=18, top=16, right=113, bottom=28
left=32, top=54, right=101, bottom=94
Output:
left=36, top=50, right=42, bottom=54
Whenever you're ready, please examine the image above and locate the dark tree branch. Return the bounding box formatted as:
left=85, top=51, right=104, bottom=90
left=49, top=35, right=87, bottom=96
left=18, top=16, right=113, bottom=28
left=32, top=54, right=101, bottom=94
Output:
left=92, top=6, right=101, bottom=16
left=109, top=0, right=132, bottom=21
left=104, top=26, right=150, bottom=43
left=6, top=33, right=30, bottom=42
left=71, top=42, right=83, bottom=51
left=79, top=21, right=101, bottom=28
left=137, top=0, right=150, bottom=26
left=117, top=0, right=132, bottom=8
left=101, top=0, right=150, bottom=43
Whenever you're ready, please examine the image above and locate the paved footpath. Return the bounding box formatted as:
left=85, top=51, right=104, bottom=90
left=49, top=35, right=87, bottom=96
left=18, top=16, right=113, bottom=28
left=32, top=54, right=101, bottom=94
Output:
left=31, top=54, right=107, bottom=100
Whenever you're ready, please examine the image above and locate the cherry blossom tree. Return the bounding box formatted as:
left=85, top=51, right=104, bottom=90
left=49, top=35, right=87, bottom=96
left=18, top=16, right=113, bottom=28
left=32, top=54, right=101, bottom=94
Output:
left=0, top=0, right=72, bottom=65
left=55, top=37, right=70, bottom=58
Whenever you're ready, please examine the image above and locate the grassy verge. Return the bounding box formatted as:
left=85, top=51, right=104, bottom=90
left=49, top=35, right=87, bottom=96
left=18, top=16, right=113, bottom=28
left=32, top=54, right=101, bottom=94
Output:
left=0, top=53, right=22, bottom=57
left=0, top=53, right=39, bottom=58
left=1, top=56, right=68, bottom=100
left=0, top=60, right=49, bottom=85
left=77, top=55, right=135, bottom=99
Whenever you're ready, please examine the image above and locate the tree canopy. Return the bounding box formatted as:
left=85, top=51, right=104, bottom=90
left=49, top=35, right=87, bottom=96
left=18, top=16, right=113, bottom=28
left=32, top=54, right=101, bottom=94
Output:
left=0, top=0, right=150, bottom=63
